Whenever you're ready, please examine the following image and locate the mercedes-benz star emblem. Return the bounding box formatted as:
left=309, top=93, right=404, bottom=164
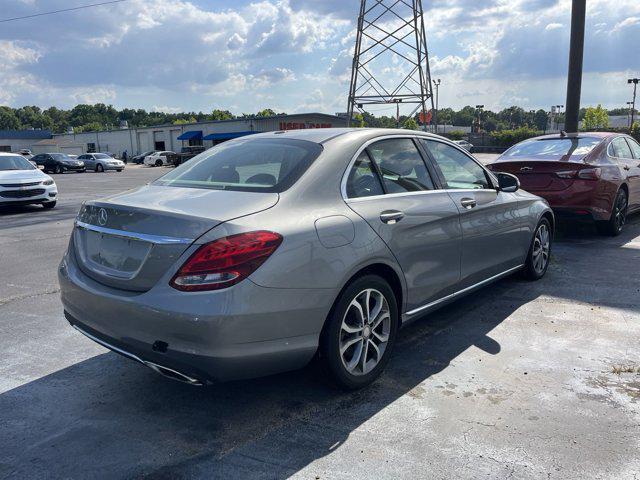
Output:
left=98, top=208, right=108, bottom=226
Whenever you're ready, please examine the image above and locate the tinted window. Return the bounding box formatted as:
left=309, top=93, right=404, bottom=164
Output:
left=0, top=155, right=36, bottom=171
left=366, top=138, right=433, bottom=193
left=51, top=154, right=72, bottom=160
left=346, top=151, right=384, bottom=198
left=627, top=138, right=640, bottom=159
left=502, top=137, right=601, bottom=159
left=611, top=137, right=633, bottom=159
left=154, top=138, right=322, bottom=193
left=422, top=140, right=490, bottom=190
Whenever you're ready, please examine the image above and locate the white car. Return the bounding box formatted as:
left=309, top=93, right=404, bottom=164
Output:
left=144, top=151, right=176, bottom=167
left=453, top=139, right=474, bottom=152
left=0, top=153, right=58, bottom=209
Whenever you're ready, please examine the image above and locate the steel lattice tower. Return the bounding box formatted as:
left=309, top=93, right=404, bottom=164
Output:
left=347, top=0, right=435, bottom=128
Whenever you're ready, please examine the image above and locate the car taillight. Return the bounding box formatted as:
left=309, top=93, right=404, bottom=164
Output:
left=170, top=231, right=283, bottom=291
left=555, top=168, right=601, bottom=180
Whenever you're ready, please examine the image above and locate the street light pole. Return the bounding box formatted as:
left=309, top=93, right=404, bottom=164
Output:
left=392, top=99, right=403, bottom=128
left=555, top=105, right=564, bottom=130
left=433, top=79, right=441, bottom=134
left=629, top=78, right=639, bottom=129
left=475, top=105, right=484, bottom=133
left=564, top=0, right=586, bottom=133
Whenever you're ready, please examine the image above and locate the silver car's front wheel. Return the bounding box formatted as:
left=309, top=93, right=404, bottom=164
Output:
left=340, top=288, right=391, bottom=376
left=320, top=274, right=398, bottom=390
left=531, top=223, right=550, bottom=275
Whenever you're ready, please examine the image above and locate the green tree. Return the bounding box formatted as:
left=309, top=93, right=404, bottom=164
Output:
left=0, top=106, right=21, bottom=130
left=582, top=105, right=609, bottom=130
left=256, top=108, right=277, bottom=117
left=210, top=109, right=234, bottom=121
left=352, top=113, right=365, bottom=127
left=403, top=118, right=418, bottom=130
left=534, top=109, right=549, bottom=131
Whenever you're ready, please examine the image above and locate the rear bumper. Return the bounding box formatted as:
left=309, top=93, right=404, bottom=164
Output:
left=58, top=249, right=336, bottom=384
left=526, top=181, right=613, bottom=222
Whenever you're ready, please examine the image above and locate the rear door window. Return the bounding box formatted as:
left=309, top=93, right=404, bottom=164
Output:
left=366, top=138, right=434, bottom=193
left=611, top=137, right=633, bottom=159
left=625, top=138, right=640, bottom=159
left=421, top=140, right=491, bottom=190
left=345, top=151, right=384, bottom=198
left=154, top=138, right=322, bottom=193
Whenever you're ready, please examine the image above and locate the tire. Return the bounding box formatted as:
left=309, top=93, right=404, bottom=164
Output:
left=522, top=218, right=552, bottom=280
left=319, top=275, right=399, bottom=390
left=597, top=188, right=627, bottom=237
left=96, top=164, right=104, bottom=173
left=54, top=165, right=63, bottom=174
left=42, top=201, right=56, bottom=210
left=155, top=159, right=163, bottom=167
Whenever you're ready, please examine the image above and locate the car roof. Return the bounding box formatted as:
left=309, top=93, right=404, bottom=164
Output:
left=530, top=132, right=616, bottom=141
left=0, top=152, right=27, bottom=156
left=251, top=127, right=448, bottom=144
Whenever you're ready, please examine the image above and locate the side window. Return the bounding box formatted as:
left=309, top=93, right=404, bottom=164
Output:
left=611, top=138, right=633, bottom=159
left=346, top=151, right=384, bottom=198
left=625, top=138, right=640, bottom=159
left=421, top=140, right=490, bottom=190
left=366, top=138, right=434, bottom=193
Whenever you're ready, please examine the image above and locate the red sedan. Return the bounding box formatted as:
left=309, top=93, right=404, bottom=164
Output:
left=488, top=132, right=640, bottom=236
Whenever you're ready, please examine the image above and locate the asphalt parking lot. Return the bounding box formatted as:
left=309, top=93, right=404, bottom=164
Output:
left=1, top=162, right=639, bottom=479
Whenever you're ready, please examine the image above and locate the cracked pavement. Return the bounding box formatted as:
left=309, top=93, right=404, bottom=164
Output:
left=1, top=162, right=639, bottom=479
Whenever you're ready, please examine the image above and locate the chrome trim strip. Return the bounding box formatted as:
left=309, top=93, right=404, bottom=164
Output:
left=75, top=220, right=194, bottom=245
left=404, top=264, right=525, bottom=317
left=71, top=324, right=202, bottom=386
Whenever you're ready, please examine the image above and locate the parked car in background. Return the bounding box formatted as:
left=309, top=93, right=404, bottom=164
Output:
left=488, top=132, right=640, bottom=236
left=60, top=128, right=553, bottom=389
left=144, top=151, right=177, bottom=167
left=0, top=153, right=58, bottom=209
left=173, top=145, right=207, bottom=166
left=78, top=153, right=125, bottom=172
left=32, top=153, right=85, bottom=174
left=19, top=149, right=33, bottom=159
left=453, top=139, right=473, bottom=152
left=132, top=150, right=158, bottom=164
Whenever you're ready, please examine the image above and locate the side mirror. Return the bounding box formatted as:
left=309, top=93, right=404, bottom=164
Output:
left=496, top=172, right=519, bottom=193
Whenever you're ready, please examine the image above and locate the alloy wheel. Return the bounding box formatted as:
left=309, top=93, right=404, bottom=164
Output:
left=339, top=288, right=391, bottom=376
left=614, top=191, right=627, bottom=233
left=532, top=223, right=550, bottom=275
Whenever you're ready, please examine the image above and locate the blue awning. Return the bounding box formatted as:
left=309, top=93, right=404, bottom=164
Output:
left=177, top=130, right=203, bottom=140
left=203, top=131, right=259, bottom=141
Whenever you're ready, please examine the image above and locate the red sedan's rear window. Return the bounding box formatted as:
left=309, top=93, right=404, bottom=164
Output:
left=502, top=137, right=602, bottom=160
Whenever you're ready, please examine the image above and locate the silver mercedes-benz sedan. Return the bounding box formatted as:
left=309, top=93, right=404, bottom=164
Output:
left=59, top=128, right=553, bottom=389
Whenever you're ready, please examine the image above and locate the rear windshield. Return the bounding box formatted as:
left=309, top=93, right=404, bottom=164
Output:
left=502, top=137, right=601, bottom=160
left=0, top=155, right=35, bottom=171
left=153, top=138, right=323, bottom=193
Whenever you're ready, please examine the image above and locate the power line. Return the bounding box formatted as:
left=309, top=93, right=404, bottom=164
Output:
left=0, top=0, right=128, bottom=24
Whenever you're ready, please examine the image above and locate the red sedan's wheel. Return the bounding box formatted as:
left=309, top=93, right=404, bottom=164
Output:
left=597, top=189, right=627, bottom=237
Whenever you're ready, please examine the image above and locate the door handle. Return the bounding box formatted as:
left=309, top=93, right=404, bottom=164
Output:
left=380, top=210, right=405, bottom=224
left=460, top=197, right=477, bottom=209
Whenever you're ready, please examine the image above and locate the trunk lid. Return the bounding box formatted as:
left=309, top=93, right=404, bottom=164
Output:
left=488, top=159, right=587, bottom=192
left=72, top=185, right=278, bottom=291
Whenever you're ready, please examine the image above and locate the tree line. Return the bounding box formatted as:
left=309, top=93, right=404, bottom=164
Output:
left=0, top=103, right=635, bottom=134
left=0, top=105, right=285, bottom=134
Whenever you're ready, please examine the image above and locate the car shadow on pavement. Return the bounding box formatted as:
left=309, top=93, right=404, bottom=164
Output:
left=1, top=216, right=639, bottom=479
left=0, top=275, right=532, bottom=479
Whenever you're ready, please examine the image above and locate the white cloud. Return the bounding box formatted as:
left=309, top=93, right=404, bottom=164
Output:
left=545, top=23, right=563, bottom=30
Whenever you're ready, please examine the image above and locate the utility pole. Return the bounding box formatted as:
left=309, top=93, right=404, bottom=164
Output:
left=433, top=79, right=441, bottom=133
left=393, top=99, right=403, bottom=128
left=629, top=78, right=639, bottom=129
left=347, top=0, right=435, bottom=130
left=627, top=101, right=635, bottom=128
left=475, top=105, right=484, bottom=133
left=564, top=0, right=586, bottom=133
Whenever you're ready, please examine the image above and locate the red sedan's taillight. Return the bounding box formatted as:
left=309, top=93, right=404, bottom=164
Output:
left=170, top=231, right=283, bottom=291
left=555, top=167, right=601, bottom=180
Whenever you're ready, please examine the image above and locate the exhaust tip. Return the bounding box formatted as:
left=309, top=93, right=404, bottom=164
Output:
left=143, top=361, right=203, bottom=386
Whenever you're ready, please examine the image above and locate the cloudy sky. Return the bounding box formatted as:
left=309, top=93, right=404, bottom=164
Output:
left=0, top=0, right=639, bottom=116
